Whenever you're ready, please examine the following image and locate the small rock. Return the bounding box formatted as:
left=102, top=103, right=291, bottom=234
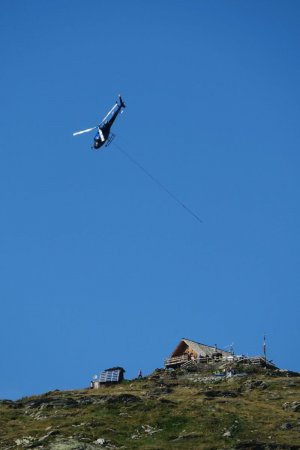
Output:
left=280, top=422, right=292, bottom=430
left=15, top=436, right=35, bottom=447
left=131, top=433, right=140, bottom=440
left=131, top=424, right=162, bottom=440
left=223, top=430, right=231, bottom=437
left=94, top=438, right=106, bottom=445
left=38, top=430, right=57, bottom=442
left=282, top=401, right=300, bottom=412
left=141, top=424, right=162, bottom=435
left=48, top=437, right=108, bottom=449
left=243, top=380, right=268, bottom=390
left=72, top=422, right=86, bottom=428
left=173, top=431, right=200, bottom=441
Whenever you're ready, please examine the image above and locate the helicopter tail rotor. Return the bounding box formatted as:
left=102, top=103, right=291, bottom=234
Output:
left=118, top=95, right=126, bottom=108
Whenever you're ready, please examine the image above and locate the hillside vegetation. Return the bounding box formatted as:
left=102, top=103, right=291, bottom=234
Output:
left=1, top=366, right=300, bottom=450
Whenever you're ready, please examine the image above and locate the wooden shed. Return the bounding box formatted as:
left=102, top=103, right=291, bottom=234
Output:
left=165, top=338, right=232, bottom=368
left=99, top=367, right=125, bottom=383
left=91, top=367, right=125, bottom=388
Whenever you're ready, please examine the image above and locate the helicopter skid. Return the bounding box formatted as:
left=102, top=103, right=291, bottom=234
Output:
left=105, top=133, right=116, bottom=147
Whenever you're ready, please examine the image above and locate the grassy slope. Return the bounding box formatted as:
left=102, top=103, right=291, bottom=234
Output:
left=0, top=368, right=300, bottom=449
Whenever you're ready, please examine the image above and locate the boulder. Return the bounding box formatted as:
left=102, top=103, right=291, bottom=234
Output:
left=282, top=401, right=300, bottom=412
left=279, top=422, right=292, bottom=430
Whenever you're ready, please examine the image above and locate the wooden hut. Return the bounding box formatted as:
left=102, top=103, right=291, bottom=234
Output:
left=165, top=338, right=232, bottom=368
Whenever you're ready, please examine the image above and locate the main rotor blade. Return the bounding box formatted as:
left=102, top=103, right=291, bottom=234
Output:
left=73, top=126, right=97, bottom=136
left=101, top=103, right=118, bottom=124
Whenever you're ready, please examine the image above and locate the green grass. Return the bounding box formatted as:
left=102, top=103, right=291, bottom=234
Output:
left=1, top=371, right=300, bottom=449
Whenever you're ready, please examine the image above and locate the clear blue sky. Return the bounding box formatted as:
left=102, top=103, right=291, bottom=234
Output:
left=1, top=1, right=299, bottom=399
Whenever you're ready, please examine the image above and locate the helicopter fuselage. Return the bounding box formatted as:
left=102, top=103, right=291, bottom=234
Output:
left=93, top=103, right=123, bottom=150
left=93, top=124, right=111, bottom=149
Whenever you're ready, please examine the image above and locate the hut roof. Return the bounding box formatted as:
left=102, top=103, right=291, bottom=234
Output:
left=171, top=338, right=232, bottom=358
left=100, top=367, right=125, bottom=383
left=104, top=367, right=125, bottom=373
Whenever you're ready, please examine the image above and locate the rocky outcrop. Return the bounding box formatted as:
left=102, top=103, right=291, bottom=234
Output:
left=282, top=401, right=300, bottom=412
left=15, top=393, right=141, bottom=410
left=48, top=437, right=113, bottom=449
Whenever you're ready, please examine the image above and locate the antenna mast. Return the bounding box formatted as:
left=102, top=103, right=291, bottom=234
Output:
left=263, top=334, right=267, bottom=362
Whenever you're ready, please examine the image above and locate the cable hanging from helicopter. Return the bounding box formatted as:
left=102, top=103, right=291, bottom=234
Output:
left=73, top=95, right=202, bottom=224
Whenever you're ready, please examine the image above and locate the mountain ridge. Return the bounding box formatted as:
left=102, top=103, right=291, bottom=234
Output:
left=1, top=365, right=300, bottom=450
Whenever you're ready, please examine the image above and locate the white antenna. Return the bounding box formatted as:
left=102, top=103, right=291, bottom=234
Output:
left=224, top=342, right=235, bottom=355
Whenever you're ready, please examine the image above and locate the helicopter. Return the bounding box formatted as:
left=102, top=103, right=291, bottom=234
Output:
left=73, top=95, right=126, bottom=149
